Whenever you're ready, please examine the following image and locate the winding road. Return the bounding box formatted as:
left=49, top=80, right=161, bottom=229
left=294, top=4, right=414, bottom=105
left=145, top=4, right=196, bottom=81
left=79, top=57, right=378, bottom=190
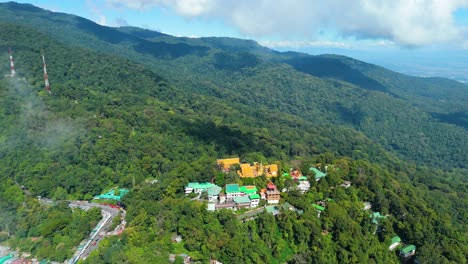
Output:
left=38, top=198, right=126, bottom=264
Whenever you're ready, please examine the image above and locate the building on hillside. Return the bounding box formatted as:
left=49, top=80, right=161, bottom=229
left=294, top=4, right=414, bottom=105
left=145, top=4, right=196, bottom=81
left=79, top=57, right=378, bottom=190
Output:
left=297, top=176, right=311, bottom=193
left=260, top=188, right=266, bottom=200
left=281, top=202, right=303, bottom=214
left=207, top=203, right=216, bottom=211
left=172, top=234, right=183, bottom=243
left=339, top=181, right=351, bottom=188
left=310, top=167, right=327, bottom=182
left=282, top=202, right=294, bottom=211
left=216, top=158, right=240, bottom=172
left=313, top=204, right=326, bottom=217
left=400, top=245, right=416, bottom=258
left=219, top=193, right=226, bottom=204
left=239, top=163, right=255, bottom=177
left=185, top=182, right=215, bottom=194
left=225, top=184, right=242, bottom=200
left=265, top=205, right=280, bottom=215
left=370, top=212, right=386, bottom=224
left=266, top=182, right=280, bottom=204
left=94, top=188, right=129, bottom=201
left=249, top=194, right=260, bottom=207
left=233, top=196, right=251, bottom=209
left=290, top=168, right=302, bottom=179
left=237, top=162, right=279, bottom=178
left=265, top=164, right=278, bottom=177
left=207, top=185, right=222, bottom=203
left=389, top=236, right=402, bottom=251
left=215, top=203, right=236, bottom=210
left=239, top=185, right=258, bottom=196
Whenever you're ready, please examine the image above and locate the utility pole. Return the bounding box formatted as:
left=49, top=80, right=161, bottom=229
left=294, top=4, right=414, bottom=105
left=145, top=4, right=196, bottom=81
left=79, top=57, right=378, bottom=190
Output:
left=9, top=48, right=16, bottom=77
left=42, top=49, right=51, bottom=94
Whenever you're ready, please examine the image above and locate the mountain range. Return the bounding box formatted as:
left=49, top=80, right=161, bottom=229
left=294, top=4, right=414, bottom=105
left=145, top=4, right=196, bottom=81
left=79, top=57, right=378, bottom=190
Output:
left=0, top=2, right=466, bottom=263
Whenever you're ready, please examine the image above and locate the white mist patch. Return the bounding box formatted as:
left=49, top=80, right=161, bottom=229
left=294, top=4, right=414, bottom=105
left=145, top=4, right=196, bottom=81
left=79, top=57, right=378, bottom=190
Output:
left=4, top=77, right=84, bottom=151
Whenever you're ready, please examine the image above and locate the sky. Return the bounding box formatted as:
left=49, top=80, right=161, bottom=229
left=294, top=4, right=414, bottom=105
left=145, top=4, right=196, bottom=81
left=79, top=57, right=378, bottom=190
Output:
left=7, top=0, right=468, bottom=82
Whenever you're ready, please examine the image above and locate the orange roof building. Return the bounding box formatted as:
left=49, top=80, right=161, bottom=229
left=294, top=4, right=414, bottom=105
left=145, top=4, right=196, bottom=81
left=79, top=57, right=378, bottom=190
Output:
left=239, top=163, right=255, bottom=177
left=265, top=164, right=278, bottom=177
left=237, top=162, right=279, bottom=178
left=266, top=182, right=280, bottom=204
left=217, top=158, right=240, bottom=171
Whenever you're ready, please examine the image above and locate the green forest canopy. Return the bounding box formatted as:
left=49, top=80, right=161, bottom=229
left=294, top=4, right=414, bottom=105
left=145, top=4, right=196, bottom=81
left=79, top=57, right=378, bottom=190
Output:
left=0, top=3, right=466, bottom=263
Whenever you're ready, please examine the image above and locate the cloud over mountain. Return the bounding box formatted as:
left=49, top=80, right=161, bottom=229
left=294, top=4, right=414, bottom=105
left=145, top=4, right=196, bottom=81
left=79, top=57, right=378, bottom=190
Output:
left=105, top=0, right=468, bottom=46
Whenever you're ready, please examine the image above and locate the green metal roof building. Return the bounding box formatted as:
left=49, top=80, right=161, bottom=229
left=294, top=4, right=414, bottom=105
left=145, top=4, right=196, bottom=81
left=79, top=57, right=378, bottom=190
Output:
left=207, top=185, right=222, bottom=196
left=389, top=236, right=402, bottom=250
left=239, top=185, right=258, bottom=195
left=226, top=184, right=240, bottom=194
left=187, top=182, right=215, bottom=190
left=266, top=205, right=280, bottom=214
left=309, top=167, right=326, bottom=180
left=312, top=204, right=325, bottom=211
left=249, top=193, right=260, bottom=200
left=234, top=196, right=251, bottom=204
left=400, top=245, right=416, bottom=257
left=94, top=188, right=129, bottom=201
left=391, top=236, right=401, bottom=244
left=370, top=212, right=386, bottom=224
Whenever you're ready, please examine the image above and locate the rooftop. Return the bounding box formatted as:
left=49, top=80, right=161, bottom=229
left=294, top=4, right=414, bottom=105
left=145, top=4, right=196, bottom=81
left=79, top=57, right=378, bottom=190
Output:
left=267, top=182, right=276, bottom=190
left=207, top=185, right=222, bottom=196
left=391, top=236, right=401, bottom=244
left=298, top=176, right=308, bottom=181
left=401, top=245, right=416, bottom=254
left=249, top=193, right=260, bottom=199
left=187, top=182, right=215, bottom=189
left=312, top=204, right=325, bottom=211
left=370, top=212, right=386, bottom=224
left=217, top=158, right=240, bottom=170
left=266, top=164, right=278, bottom=176
left=234, top=196, right=251, bottom=204
left=226, top=184, right=240, bottom=193
left=282, top=202, right=293, bottom=210
left=239, top=163, right=255, bottom=177
left=94, top=188, right=129, bottom=201
left=265, top=205, right=279, bottom=214
left=239, top=185, right=258, bottom=194
left=310, top=167, right=326, bottom=179
left=207, top=203, right=216, bottom=211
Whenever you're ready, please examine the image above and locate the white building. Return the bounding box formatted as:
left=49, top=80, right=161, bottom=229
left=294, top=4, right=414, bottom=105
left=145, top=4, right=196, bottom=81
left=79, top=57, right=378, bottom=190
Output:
left=297, top=176, right=310, bottom=193
left=249, top=194, right=260, bottom=208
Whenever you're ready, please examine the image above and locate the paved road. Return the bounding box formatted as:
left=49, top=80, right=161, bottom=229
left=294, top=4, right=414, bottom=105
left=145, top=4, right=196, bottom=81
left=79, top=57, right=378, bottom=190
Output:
left=68, top=201, right=124, bottom=263
left=38, top=198, right=125, bottom=264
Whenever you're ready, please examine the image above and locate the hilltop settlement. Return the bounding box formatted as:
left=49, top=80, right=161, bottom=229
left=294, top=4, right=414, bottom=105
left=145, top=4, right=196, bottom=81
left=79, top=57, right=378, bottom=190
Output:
left=182, top=157, right=417, bottom=263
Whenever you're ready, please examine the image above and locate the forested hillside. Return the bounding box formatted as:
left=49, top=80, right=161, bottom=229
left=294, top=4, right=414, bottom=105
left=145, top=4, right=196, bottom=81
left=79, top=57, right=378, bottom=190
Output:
left=0, top=2, right=466, bottom=264
left=1, top=1, right=465, bottom=168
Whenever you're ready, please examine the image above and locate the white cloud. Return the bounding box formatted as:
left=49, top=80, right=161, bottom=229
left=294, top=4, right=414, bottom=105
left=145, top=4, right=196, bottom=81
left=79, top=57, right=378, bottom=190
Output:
left=115, top=17, right=130, bottom=26
left=98, top=15, right=107, bottom=26
left=105, top=0, right=468, bottom=46
left=259, top=40, right=352, bottom=49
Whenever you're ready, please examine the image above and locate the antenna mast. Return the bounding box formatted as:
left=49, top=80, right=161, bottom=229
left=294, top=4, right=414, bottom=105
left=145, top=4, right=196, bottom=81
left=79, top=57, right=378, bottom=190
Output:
left=9, top=48, right=16, bottom=77
left=41, top=49, right=51, bottom=94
